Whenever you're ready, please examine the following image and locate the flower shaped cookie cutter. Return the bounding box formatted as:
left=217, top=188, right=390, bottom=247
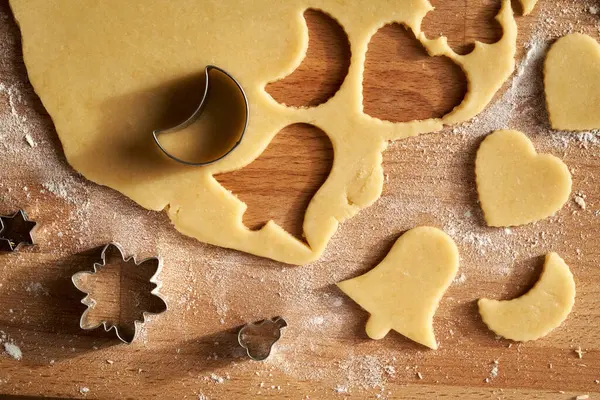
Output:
left=72, top=242, right=168, bottom=344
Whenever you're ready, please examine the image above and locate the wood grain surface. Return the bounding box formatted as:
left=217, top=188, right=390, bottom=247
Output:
left=1, top=1, right=600, bottom=399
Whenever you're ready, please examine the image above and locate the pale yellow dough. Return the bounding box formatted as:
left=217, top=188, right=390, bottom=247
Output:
left=475, top=130, right=572, bottom=227
left=11, top=1, right=517, bottom=264
left=478, top=253, right=576, bottom=342
left=519, top=0, right=538, bottom=15
left=337, top=227, right=459, bottom=349
left=545, top=33, right=600, bottom=131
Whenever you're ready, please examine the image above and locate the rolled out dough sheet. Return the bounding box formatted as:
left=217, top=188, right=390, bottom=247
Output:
left=11, top=1, right=517, bottom=264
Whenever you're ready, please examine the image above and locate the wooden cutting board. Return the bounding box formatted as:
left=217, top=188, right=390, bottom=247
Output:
left=1, top=1, right=600, bottom=399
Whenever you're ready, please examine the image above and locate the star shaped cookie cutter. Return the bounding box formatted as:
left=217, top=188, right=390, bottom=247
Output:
left=238, top=316, right=287, bottom=361
left=71, top=242, right=168, bottom=344
left=152, top=65, right=249, bottom=166
left=0, top=209, right=37, bottom=252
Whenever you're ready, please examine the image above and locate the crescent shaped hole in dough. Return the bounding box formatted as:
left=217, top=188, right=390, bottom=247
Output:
left=475, top=129, right=572, bottom=227
left=478, top=253, right=576, bottom=342
left=544, top=33, right=600, bottom=131
left=10, top=0, right=517, bottom=264
left=337, top=227, right=459, bottom=350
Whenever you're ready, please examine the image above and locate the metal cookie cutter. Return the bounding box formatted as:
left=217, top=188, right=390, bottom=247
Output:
left=152, top=65, right=249, bottom=166
left=238, top=316, right=287, bottom=361
left=71, top=243, right=168, bottom=344
left=0, top=209, right=37, bottom=252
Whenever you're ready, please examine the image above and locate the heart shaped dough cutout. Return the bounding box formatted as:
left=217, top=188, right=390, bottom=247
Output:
left=337, top=227, right=459, bottom=350
left=479, top=252, right=576, bottom=342
left=545, top=33, right=600, bottom=131
left=476, top=129, right=572, bottom=227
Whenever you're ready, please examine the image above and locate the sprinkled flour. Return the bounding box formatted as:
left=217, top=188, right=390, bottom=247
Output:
left=3, top=342, right=22, bottom=361
left=0, top=1, right=598, bottom=398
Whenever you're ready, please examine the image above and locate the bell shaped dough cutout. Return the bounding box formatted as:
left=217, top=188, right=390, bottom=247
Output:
left=10, top=0, right=519, bottom=265
left=478, top=253, right=576, bottom=342
left=545, top=33, right=600, bottom=131
left=476, top=130, right=572, bottom=227
left=337, top=227, right=459, bottom=350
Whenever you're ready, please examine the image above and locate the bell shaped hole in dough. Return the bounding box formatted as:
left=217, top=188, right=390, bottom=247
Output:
left=266, top=9, right=352, bottom=108
left=475, top=129, right=572, bottom=227
left=216, top=123, right=334, bottom=241
left=478, top=253, right=576, bottom=342
left=337, top=227, right=459, bottom=350
left=519, top=0, right=538, bottom=15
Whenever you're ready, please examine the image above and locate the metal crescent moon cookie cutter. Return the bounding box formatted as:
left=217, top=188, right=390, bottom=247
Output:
left=152, top=65, right=249, bottom=166
left=71, top=242, right=168, bottom=344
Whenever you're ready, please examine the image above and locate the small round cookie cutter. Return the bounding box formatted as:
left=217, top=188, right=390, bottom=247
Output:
left=152, top=65, right=249, bottom=166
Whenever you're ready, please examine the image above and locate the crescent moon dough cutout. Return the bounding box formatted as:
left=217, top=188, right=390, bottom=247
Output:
left=10, top=0, right=517, bottom=264
left=475, top=130, right=572, bottom=227
left=478, top=253, right=576, bottom=342
left=337, top=227, right=459, bottom=350
left=544, top=33, right=600, bottom=131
